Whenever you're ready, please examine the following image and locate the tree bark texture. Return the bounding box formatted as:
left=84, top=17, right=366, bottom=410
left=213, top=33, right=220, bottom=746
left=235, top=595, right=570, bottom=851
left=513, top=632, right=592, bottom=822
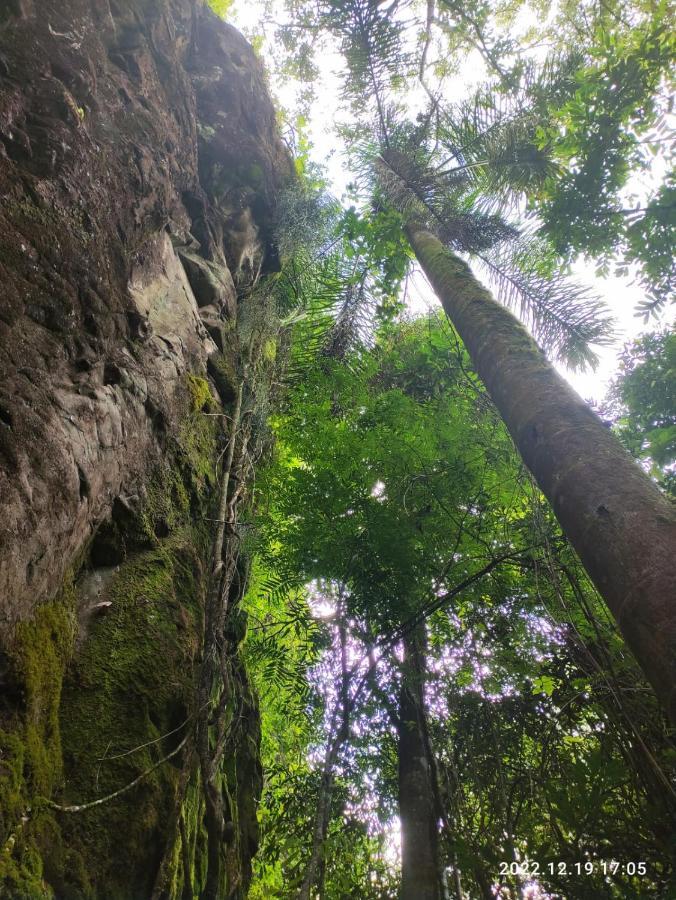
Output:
left=406, top=225, right=676, bottom=724
left=398, top=625, right=444, bottom=900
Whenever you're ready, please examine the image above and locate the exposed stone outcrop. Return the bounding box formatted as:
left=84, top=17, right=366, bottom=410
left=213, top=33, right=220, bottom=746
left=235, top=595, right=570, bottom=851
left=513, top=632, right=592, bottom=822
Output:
left=0, top=1, right=291, bottom=896
left=0, top=0, right=291, bottom=627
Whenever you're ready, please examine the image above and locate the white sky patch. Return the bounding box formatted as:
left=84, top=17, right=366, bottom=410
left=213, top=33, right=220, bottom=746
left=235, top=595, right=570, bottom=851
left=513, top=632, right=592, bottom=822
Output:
left=307, top=579, right=337, bottom=619
left=370, top=479, right=387, bottom=501
left=381, top=816, right=401, bottom=866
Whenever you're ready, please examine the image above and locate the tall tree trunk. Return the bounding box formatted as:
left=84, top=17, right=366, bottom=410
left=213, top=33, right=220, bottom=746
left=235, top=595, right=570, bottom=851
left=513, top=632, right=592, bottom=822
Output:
left=297, top=755, right=337, bottom=900
left=398, top=625, right=445, bottom=900
left=298, top=600, right=352, bottom=900
left=406, top=225, right=676, bottom=724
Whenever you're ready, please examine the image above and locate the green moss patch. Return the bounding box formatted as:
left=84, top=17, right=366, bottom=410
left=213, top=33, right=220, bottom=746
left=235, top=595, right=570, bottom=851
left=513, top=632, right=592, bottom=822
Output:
left=0, top=360, right=262, bottom=898
left=53, top=533, right=204, bottom=898
left=0, top=577, right=77, bottom=898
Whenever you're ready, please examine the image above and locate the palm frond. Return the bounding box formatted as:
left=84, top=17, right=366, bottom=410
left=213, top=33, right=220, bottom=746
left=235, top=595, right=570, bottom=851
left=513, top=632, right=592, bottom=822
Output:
left=326, top=36, right=613, bottom=369
left=367, top=84, right=615, bottom=369
left=277, top=252, right=379, bottom=381
left=374, top=145, right=518, bottom=253
left=435, top=91, right=562, bottom=212
left=437, top=210, right=519, bottom=252
left=318, top=0, right=412, bottom=137
left=518, top=49, right=587, bottom=110
left=477, top=237, right=615, bottom=368
left=273, top=185, right=341, bottom=263
left=321, top=274, right=373, bottom=361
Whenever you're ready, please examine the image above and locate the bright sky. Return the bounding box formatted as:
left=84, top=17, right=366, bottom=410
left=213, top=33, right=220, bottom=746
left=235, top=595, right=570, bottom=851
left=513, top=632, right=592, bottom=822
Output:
left=228, top=1, right=672, bottom=405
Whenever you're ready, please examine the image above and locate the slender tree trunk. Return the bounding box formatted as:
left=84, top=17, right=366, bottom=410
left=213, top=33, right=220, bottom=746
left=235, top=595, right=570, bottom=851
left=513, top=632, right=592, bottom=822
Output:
left=298, top=747, right=338, bottom=900
left=398, top=625, right=444, bottom=900
left=298, top=599, right=352, bottom=900
left=406, top=224, right=676, bottom=724
left=450, top=864, right=463, bottom=900
left=473, top=866, right=495, bottom=900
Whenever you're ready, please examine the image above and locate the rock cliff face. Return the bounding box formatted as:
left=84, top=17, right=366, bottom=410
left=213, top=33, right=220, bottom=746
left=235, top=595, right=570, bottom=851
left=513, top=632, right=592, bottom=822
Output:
left=0, top=1, right=291, bottom=896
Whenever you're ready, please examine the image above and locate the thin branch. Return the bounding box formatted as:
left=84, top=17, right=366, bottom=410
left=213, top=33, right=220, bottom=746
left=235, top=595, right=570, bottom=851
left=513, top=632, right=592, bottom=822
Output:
left=49, top=734, right=190, bottom=814
left=99, top=706, right=206, bottom=761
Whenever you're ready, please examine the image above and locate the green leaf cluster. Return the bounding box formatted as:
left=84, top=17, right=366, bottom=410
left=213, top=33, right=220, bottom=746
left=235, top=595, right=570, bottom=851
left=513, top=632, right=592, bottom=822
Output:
left=604, top=328, right=676, bottom=489
left=246, top=312, right=676, bottom=897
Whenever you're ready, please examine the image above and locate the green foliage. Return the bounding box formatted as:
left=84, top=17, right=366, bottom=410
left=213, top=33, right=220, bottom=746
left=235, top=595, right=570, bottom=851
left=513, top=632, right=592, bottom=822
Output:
left=625, top=177, right=676, bottom=320
left=223, top=4, right=674, bottom=896
left=268, top=0, right=673, bottom=333
left=260, top=312, right=526, bottom=630
left=370, top=115, right=614, bottom=366
left=604, top=329, right=676, bottom=489
left=339, top=205, right=412, bottom=315
left=317, top=0, right=410, bottom=121
left=533, top=14, right=676, bottom=314
left=272, top=197, right=410, bottom=376
left=273, top=181, right=336, bottom=263
left=207, top=0, right=234, bottom=19
left=248, top=313, right=533, bottom=894
left=242, top=558, right=324, bottom=895
left=247, top=310, right=676, bottom=896
left=426, top=510, right=676, bottom=898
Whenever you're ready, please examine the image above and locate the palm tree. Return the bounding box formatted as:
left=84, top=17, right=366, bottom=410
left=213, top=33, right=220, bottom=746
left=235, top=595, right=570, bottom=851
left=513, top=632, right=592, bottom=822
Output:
left=402, top=221, right=676, bottom=722
left=311, top=0, right=676, bottom=722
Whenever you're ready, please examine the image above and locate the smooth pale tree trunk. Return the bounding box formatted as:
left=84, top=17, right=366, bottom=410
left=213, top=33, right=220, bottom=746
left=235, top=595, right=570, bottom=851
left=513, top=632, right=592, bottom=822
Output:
left=398, top=626, right=445, bottom=900
left=298, top=606, right=351, bottom=900
left=297, top=744, right=340, bottom=900
left=406, top=225, right=676, bottom=724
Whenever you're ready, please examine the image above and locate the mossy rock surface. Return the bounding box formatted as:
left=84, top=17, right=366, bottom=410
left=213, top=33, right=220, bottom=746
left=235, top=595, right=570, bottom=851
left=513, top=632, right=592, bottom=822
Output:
left=53, top=535, right=204, bottom=898
left=0, top=577, right=78, bottom=899
left=0, top=382, right=261, bottom=899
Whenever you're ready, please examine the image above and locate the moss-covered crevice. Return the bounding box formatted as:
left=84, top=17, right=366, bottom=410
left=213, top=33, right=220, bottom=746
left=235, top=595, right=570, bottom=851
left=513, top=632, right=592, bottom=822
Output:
left=52, top=534, right=205, bottom=899
left=0, top=371, right=263, bottom=899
